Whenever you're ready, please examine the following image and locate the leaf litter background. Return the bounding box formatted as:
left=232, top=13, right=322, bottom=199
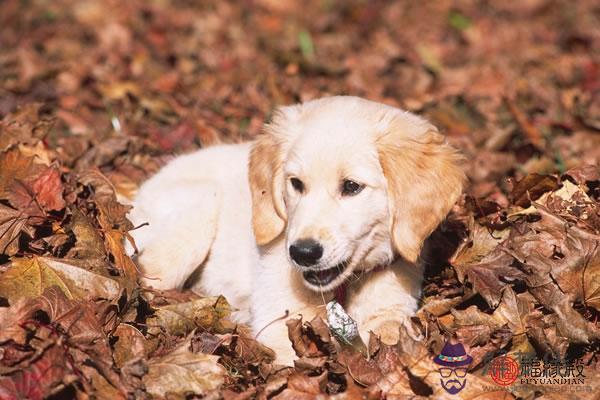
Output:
left=0, top=0, right=599, bottom=399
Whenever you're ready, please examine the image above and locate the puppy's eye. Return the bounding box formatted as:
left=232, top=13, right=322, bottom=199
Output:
left=341, top=179, right=364, bottom=196
left=290, top=177, right=305, bottom=193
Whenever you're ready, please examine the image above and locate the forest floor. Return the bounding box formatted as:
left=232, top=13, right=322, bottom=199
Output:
left=1, top=0, right=599, bottom=399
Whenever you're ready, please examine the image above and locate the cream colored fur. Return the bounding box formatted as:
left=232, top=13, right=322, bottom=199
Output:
left=127, top=96, right=465, bottom=364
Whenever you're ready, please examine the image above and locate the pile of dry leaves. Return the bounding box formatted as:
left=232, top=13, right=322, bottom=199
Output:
left=1, top=0, right=599, bottom=399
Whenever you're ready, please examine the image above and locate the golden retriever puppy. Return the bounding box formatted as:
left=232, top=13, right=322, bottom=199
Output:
left=127, top=96, right=465, bottom=364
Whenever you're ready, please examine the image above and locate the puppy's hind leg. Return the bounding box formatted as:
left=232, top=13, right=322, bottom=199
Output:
left=127, top=180, right=220, bottom=290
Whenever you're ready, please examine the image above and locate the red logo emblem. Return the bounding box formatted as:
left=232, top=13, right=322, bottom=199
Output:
left=489, top=356, right=519, bottom=386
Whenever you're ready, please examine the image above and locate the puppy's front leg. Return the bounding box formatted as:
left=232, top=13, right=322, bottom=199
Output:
left=256, top=321, right=296, bottom=365
left=347, top=263, right=423, bottom=345
left=128, top=180, right=220, bottom=290
left=251, top=246, right=325, bottom=365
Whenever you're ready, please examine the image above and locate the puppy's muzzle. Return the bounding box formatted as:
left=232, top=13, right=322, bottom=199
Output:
left=289, top=238, right=323, bottom=266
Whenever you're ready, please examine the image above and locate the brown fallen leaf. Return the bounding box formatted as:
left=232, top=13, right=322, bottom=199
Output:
left=143, top=339, right=225, bottom=398
left=76, top=169, right=137, bottom=280
left=507, top=204, right=600, bottom=308
left=76, top=169, right=132, bottom=230
left=505, top=97, right=545, bottom=150
left=274, top=372, right=327, bottom=399
left=32, top=287, right=135, bottom=397
left=510, top=173, right=561, bottom=208
left=337, top=350, right=382, bottom=386
left=564, top=164, right=600, bottom=187
left=0, top=256, right=122, bottom=303
left=0, top=148, right=44, bottom=209
left=287, top=316, right=335, bottom=359
left=0, top=103, right=52, bottom=152
left=0, top=203, right=28, bottom=256
left=0, top=297, right=35, bottom=345
left=148, top=296, right=231, bottom=337
left=395, top=323, right=511, bottom=400
left=0, top=345, right=78, bottom=400
left=1, top=1, right=599, bottom=398
left=451, top=223, right=523, bottom=307
left=230, top=329, right=276, bottom=364
left=65, top=208, right=107, bottom=266
left=112, top=324, right=149, bottom=368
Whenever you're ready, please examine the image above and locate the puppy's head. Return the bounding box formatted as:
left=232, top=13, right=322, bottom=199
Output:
left=249, top=96, right=465, bottom=293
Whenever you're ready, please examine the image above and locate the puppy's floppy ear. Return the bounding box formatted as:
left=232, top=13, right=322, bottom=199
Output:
left=377, top=124, right=465, bottom=263
left=248, top=117, right=287, bottom=246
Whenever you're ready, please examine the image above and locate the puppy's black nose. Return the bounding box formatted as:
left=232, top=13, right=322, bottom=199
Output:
left=289, top=239, right=323, bottom=266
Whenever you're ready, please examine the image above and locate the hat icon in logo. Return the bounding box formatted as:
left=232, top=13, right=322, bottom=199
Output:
left=434, top=341, right=473, bottom=394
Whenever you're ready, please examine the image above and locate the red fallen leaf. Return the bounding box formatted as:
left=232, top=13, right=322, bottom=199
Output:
left=0, top=346, right=78, bottom=400
left=0, top=149, right=65, bottom=215
left=0, top=149, right=43, bottom=204
left=149, top=121, right=198, bottom=152
left=30, top=167, right=65, bottom=212
left=152, top=71, right=180, bottom=94
left=0, top=297, right=35, bottom=345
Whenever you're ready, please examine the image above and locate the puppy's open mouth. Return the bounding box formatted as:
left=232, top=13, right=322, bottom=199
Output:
left=302, top=262, right=347, bottom=286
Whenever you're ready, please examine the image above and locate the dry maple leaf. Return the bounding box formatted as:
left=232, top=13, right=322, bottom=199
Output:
left=0, top=149, right=44, bottom=207
left=451, top=222, right=524, bottom=307
left=29, top=167, right=66, bottom=212
left=509, top=208, right=600, bottom=305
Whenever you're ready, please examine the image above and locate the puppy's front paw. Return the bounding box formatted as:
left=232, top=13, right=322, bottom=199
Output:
left=257, top=322, right=297, bottom=366
left=137, top=246, right=189, bottom=290
left=363, top=318, right=402, bottom=345
left=360, top=309, right=419, bottom=346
